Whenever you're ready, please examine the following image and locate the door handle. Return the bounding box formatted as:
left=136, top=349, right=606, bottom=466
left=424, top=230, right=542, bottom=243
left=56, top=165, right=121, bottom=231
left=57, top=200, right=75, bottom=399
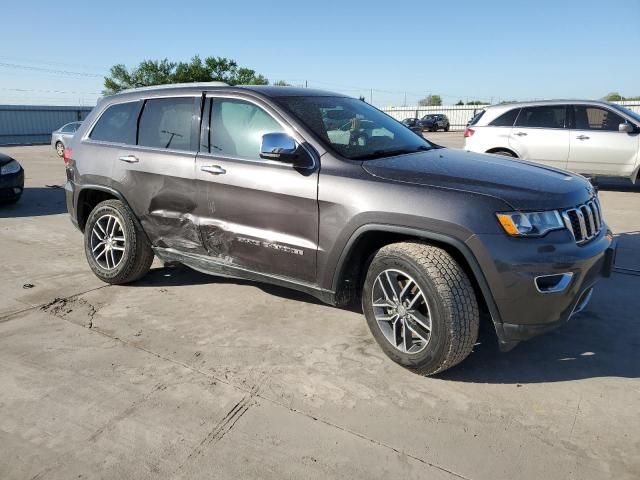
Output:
left=576, top=135, right=590, bottom=140
left=201, top=165, right=226, bottom=175
left=513, top=132, right=528, bottom=137
left=118, top=155, right=139, bottom=163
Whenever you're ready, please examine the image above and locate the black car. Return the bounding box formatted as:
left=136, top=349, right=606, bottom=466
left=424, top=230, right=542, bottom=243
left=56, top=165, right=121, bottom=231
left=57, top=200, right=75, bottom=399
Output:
left=0, top=153, right=24, bottom=204
left=418, top=114, right=450, bottom=132
left=401, top=117, right=423, bottom=134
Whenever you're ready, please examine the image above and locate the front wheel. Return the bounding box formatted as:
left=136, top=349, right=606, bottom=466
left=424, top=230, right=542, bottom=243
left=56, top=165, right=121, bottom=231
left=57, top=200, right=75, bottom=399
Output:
left=84, top=199, right=154, bottom=284
left=444, top=125, right=450, bottom=132
left=362, top=241, right=479, bottom=375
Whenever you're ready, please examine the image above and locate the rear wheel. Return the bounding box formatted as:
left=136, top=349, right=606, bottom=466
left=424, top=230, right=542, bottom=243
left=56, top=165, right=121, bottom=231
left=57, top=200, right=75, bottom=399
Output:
left=362, top=241, right=479, bottom=375
left=84, top=199, right=154, bottom=284
left=490, top=150, right=516, bottom=157
left=55, top=141, right=64, bottom=157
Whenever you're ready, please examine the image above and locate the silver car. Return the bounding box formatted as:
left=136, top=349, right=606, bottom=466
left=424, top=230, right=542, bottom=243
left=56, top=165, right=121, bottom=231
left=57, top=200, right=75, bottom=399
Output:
left=51, top=121, right=82, bottom=157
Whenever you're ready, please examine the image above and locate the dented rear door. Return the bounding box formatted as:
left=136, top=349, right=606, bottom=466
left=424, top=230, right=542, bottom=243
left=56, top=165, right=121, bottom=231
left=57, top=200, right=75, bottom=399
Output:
left=194, top=94, right=319, bottom=283
left=111, top=95, right=205, bottom=254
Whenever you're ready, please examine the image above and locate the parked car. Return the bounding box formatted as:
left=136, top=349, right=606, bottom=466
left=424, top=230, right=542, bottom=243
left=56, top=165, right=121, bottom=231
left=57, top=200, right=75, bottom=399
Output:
left=464, top=100, right=640, bottom=183
left=52, top=121, right=83, bottom=157
left=64, top=83, right=615, bottom=375
left=401, top=117, right=423, bottom=134
left=418, top=114, right=450, bottom=132
left=0, top=153, right=24, bottom=203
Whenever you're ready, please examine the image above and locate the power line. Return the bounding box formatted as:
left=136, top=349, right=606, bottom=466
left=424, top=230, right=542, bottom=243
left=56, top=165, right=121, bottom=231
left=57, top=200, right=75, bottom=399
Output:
left=0, top=62, right=106, bottom=78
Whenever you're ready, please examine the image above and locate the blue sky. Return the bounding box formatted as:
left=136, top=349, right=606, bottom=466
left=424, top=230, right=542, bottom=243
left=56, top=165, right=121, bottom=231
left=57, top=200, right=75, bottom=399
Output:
left=1, top=0, right=638, bottom=106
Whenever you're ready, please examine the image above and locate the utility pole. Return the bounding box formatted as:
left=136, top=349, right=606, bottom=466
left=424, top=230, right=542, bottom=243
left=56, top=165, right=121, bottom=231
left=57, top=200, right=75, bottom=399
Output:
left=404, top=92, right=407, bottom=107
left=305, top=80, right=308, bottom=88
left=370, top=88, right=373, bottom=104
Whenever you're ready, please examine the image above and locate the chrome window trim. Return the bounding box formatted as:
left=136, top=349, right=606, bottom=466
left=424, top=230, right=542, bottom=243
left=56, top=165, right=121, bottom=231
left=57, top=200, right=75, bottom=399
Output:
left=82, top=93, right=201, bottom=145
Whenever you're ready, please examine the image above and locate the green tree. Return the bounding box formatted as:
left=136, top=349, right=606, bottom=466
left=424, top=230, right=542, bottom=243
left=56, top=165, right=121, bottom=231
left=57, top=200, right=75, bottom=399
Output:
left=466, top=100, right=488, bottom=106
left=272, top=80, right=292, bottom=86
left=455, top=100, right=464, bottom=106
left=603, top=92, right=624, bottom=101
left=103, top=55, right=268, bottom=94
left=359, top=95, right=366, bottom=102
left=418, top=94, right=442, bottom=106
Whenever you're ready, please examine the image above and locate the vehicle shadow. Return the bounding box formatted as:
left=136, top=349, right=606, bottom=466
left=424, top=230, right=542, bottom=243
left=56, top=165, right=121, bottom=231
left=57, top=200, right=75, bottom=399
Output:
left=593, top=177, right=640, bottom=193
left=439, top=271, right=640, bottom=384
left=132, top=245, right=640, bottom=385
left=131, top=264, right=329, bottom=306
left=0, top=186, right=67, bottom=218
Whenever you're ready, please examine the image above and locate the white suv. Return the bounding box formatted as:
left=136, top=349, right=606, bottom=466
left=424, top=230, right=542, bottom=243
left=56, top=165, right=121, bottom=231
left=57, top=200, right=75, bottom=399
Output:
left=464, top=100, right=640, bottom=182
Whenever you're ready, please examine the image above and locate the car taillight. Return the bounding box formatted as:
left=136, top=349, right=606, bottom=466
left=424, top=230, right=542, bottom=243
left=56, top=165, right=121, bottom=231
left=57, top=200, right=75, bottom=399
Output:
left=464, top=128, right=475, bottom=138
left=63, top=147, right=72, bottom=165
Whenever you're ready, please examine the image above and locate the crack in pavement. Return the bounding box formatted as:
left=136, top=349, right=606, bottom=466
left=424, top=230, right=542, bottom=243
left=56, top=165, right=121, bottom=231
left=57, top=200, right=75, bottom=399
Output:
left=0, top=284, right=108, bottom=325
left=35, top=291, right=472, bottom=480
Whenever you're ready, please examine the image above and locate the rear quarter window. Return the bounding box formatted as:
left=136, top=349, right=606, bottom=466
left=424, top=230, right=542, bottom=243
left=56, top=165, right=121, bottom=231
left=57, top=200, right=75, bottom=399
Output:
left=468, top=110, right=485, bottom=126
left=89, top=101, right=139, bottom=144
left=489, top=108, right=520, bottom=127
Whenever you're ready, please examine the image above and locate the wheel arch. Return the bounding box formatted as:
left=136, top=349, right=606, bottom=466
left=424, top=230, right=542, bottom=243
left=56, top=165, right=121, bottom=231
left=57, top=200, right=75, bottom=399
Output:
left=331, top=224, right=503, bottom=327
left=76, top=185, right=150, bottom=244
left=486, top=147, right=518, bottom=158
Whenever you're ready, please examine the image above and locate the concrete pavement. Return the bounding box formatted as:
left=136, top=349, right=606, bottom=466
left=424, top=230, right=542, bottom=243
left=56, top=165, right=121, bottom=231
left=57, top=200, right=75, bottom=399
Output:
left=1, top=142, right=638, bottom=479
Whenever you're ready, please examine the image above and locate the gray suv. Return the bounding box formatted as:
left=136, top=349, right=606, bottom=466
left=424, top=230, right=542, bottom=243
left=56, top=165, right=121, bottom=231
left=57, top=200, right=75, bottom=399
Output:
left=64, top=83, right=615, bottom=375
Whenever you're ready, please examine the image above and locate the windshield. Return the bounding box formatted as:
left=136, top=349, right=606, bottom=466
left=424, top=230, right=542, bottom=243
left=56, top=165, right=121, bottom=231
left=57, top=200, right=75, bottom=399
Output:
left=276, top=96, right=433, bottom=160
left=610, top=104, right=640, bottom=124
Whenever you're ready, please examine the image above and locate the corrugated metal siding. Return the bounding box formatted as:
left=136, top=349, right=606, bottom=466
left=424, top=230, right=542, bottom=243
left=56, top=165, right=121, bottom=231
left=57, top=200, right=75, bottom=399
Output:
left=0, top=105, right=94, bottom=145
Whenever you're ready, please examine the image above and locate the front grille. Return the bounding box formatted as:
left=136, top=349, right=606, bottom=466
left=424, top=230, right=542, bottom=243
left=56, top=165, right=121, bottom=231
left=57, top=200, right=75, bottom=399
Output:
left=562, top=198, right=604, bottom=245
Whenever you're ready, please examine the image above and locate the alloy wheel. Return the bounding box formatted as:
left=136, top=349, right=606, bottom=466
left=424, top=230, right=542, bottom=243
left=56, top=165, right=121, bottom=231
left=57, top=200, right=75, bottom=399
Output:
left=371, top=269, right=432, bottom=354
left=90, top=214, right=126, bottom=270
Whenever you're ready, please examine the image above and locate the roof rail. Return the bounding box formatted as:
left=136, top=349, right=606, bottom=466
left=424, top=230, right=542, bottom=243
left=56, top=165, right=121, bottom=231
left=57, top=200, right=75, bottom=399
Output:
left=117, top=81, right=229, bottom=94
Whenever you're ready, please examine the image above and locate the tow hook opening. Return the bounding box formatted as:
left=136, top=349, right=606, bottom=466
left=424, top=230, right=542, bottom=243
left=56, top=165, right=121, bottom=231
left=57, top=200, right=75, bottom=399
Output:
left=535, top=272, right=573, bottom=293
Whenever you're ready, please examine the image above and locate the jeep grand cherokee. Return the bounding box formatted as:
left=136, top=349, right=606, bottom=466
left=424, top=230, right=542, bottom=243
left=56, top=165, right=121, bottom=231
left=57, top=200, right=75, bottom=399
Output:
left=63, top=83, right=615, bottom=375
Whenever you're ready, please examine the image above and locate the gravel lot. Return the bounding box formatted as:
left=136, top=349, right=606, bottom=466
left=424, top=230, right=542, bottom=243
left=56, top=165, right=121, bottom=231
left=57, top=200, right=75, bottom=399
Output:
left=1, top=136, right=639, bottom=479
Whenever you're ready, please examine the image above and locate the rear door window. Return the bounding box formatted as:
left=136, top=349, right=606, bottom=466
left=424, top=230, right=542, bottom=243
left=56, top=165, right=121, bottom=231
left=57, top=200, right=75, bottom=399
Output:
left=89, top=101, right=139, bottom=144
left=489, top=108, right=520, bottom=127
left=573, top=106, right=625, bottom=131
left=137, top=97, right=197, bottom=151
left=515, top=106, right=567, bottom=129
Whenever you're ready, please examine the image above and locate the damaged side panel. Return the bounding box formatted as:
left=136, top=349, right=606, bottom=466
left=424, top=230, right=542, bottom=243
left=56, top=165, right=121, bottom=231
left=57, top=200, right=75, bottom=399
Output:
left=111, top=148, right=207, bottom=255
left=194, top=155, right=320, bottom=284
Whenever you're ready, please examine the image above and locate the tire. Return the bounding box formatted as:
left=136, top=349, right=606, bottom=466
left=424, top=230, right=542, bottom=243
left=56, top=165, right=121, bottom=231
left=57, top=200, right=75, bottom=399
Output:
left=444, top=125, right=450, bottom=132
left=362, top=241, right=479, bottom=375
left=55, top=141, right=64, bottom=157
left=84, top=199, right=154, bottom=284
left=430, top=125, right=438, bottom=132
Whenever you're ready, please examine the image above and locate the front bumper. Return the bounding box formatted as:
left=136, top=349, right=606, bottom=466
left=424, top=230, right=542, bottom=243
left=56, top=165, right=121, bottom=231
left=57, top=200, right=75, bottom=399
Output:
left=0, top=168, right=24, bottom=201
left=467, top=227, right=615, bottom=347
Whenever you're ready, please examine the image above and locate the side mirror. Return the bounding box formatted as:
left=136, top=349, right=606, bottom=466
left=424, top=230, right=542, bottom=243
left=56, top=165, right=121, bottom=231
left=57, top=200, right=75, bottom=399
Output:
left=260, top=133, right=298, bottom=161
left=619, top=122, right=634, bottom=133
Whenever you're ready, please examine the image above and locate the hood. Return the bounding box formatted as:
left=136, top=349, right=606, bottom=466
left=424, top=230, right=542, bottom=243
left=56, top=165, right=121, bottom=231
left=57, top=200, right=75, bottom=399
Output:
left=362, top=148, right=594, bottom=210
left=0, top=152, right=16, bottom=167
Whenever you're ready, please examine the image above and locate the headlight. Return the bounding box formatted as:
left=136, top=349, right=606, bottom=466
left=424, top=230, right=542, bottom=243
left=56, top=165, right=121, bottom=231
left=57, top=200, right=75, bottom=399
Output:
left=0, top=160, right=21, bottom=175
left=496, top=210, right=564, bottom=237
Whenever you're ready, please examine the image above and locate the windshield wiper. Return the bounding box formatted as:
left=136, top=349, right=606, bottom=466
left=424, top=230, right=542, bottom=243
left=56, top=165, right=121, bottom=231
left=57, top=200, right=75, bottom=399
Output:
left=351, top=145, right=431, bottom=160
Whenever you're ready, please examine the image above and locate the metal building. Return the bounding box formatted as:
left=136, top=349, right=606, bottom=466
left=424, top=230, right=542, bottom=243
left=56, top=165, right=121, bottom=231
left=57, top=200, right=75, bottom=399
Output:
left=0, top=105, right=94, bottom=146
